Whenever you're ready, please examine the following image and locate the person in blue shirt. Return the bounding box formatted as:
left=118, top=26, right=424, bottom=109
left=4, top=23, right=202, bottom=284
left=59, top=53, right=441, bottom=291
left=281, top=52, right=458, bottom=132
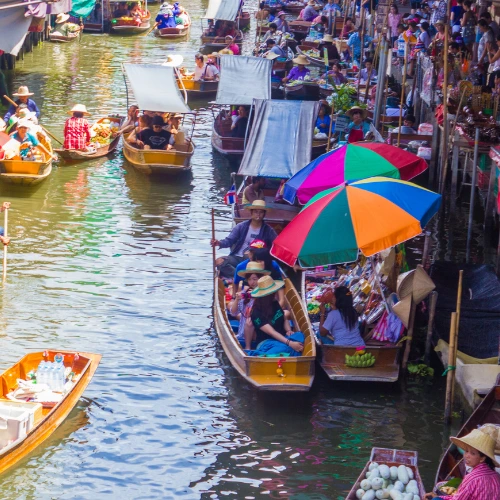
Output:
left=3, top=86, right=40, bottom=122
left=315, top=103, right=332, bottom=134
left=10, top=120, right=40, bottom=159
left=322, top=0, right=342, bottom=14
left=155, top=3, right=176, bottom=29
left=347, top=27, right=373, bottom=63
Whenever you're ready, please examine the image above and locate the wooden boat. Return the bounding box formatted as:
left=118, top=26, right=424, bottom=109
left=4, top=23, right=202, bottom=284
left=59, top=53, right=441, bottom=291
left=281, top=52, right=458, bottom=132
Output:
left=312, top=137, right=328, bottom=158
left=0, top=135, right=53, bottom=185
left=297, top=45, right=327, bottom=67
left=214, top=275, right=316, bottom=391
left=48, top=31, right=80, bottom=43
left=110, top=12, right=151, bottom=34
left=211, top=110, right=245, bottom=157
left=177, top=77, right=219, bottom=98
left=284, top=81, right=320, bottom=101
left=346, top=448, right=427, bottom=499
left=55, top=116, right=123, bottom=162
left=435, top=374, right=500, bottom=485
left=155, top=13, right=191, bottom=38
left=237, top=11, right=251, bottom=29
left=123, top=132, right=194, bottom=175
left=288, top=20, right=311, bottom=41
left=319, top=85, right=334, bottom=98
left=0, top=350, right=101, bottom=475
left=201, top=30, right=243, bottom=52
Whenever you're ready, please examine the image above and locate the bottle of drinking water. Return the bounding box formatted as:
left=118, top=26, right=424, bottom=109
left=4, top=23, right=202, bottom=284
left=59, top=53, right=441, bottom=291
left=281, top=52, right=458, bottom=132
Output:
left=37, top=361, right=47, bottom=386
left=47, top=363, right=56, bottom=391
left=54, top=354, right=65, bottom=392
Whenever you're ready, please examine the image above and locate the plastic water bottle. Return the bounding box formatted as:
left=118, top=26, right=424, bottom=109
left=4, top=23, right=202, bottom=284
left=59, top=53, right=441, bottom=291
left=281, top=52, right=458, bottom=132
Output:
left=54, top=354, right=65, bottom=392
left=47, top=363, right=56, bottom=390
left=37, top=361, right=46, bottom=385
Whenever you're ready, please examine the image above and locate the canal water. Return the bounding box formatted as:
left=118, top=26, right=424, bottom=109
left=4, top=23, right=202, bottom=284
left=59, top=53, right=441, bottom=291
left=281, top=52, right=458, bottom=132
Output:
left=0, top=3, right=464, bottom=499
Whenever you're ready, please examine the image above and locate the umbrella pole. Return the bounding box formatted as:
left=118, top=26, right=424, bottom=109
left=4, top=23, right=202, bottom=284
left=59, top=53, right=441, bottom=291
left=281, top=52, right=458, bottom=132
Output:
left=397, top=42, right=408, bottom=148
left=370, top=257, right=390, bottom=314
left=211, top=208, right=216, bottom=282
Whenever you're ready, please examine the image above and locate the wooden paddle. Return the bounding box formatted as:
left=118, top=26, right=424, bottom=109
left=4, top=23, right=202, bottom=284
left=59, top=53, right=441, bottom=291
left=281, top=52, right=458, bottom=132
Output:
left=2, top=203, right=9, bottom=282
left=3, top=95, right=64, bottom=146
left=143, top=21, right=159, bottom=37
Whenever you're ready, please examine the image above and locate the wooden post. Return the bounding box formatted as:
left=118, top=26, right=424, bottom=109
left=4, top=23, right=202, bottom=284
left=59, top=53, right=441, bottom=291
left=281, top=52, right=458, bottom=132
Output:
left=466, top=127, right=480, bottom=263
left=455, top=270, right=464, bottom=342
left=402, top=297, right=417, bottom=371
left=356, top=7, right=366, bottom=98
left=397, top=43, right=409, bottom=147
left=211, top=208, right=216, bottom=281
left=424, top=291, right=438, bottom=365
left=422, top=231, right=432, bottom=269
left=326, top=101, right=335, bottom=152
left=444, top=312, right=458, bottom=424
left=2, top=207, right=8, bottom=283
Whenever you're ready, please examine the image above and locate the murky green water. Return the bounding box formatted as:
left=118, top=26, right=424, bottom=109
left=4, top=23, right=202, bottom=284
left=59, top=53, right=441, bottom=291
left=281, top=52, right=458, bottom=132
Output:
left=0, top=3, right=458, bottom=498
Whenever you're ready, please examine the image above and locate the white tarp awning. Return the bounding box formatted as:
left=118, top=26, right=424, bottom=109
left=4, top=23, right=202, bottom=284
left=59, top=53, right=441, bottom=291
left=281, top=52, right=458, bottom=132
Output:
left=123, top=63, right=190, bottom=114
left=203, top=0, right=240, bottom=21
left=215, top=55, right=272, bottom=106
left=0, top=0, right=33, bottom=56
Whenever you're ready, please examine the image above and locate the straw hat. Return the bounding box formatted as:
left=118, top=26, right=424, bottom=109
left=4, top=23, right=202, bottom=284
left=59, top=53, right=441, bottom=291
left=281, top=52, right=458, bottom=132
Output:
left=478, top=424, right=500, bottom=455
left=237, top=261, right=271, bottom=278
left=251, top=275, right=285, bottom=298
left=450, top=429, right=500, bottom=467
left=12, top=86, right=34, bottom=97
left=346, top=106, right=367, bottom=119
left=266, top=52, right=280, bottom=60
left=292, top=54, right=310, bottom=66
left=245, top=200, right=271, bottom=211
left=277, top=10, right=286, bottom=17
left=322, top=34, right=334, bottom=43
left=56, top=13, right=70, bottom=24
left=171, top=113, right=183, bottom=119
left=397, top=266, right=435, bottom=304
left=68, top=104, right=90, bottom=116
left=219, top=48, right=233, bottom=55
left=162, top=54, right=184, bottom=67
left=392, top=295, right=412, bottom=328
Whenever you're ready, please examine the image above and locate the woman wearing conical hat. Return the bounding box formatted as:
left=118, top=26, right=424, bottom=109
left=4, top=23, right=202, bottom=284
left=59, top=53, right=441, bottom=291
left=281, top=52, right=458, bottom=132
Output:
left=63, top=104, right=91, bottom=151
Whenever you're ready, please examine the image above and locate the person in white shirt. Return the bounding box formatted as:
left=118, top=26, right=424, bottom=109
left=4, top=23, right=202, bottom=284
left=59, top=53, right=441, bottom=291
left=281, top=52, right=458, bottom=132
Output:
left=193, top=54, right=220, bottom=82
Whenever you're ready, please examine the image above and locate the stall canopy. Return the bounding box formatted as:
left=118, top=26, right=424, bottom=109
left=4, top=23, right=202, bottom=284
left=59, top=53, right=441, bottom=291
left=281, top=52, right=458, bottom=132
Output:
left=238, top=100, right=319, bottom=178
left=70, top=0, right=96, bottom=18
left=203, top=0, right=240, bottom=21
left=215, top=56, right=272, bottom=106
left=0, top=0, right=34, bottom=55
left=123, top=63, right=190, bottom=114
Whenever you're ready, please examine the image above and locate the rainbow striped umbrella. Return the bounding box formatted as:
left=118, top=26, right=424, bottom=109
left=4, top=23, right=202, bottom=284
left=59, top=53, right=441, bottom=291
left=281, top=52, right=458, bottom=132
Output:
left=283, top=142, right=428, bottom=205
left=271, top=178, right=441, bottom=267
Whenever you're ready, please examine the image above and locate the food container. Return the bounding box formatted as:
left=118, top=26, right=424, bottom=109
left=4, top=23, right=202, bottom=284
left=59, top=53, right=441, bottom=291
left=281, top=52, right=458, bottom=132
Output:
left=0, top=401, right=42, bottom=450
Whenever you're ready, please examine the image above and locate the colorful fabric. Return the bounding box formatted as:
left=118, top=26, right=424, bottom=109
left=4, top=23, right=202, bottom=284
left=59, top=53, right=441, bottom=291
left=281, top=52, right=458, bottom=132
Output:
left=272, top=177, right=441, bottom=267
left=64, top=117, right=90, bottom=150
left=246, top=331, right=304, bottom=357
left=441, top=463, right=500, bottom=500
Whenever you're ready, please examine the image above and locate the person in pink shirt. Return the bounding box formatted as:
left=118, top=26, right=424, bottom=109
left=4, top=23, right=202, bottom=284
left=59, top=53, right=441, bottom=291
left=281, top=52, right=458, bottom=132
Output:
left=388, top=4, right=402, bottom=44
left=224, top=35, right=240, bottom=55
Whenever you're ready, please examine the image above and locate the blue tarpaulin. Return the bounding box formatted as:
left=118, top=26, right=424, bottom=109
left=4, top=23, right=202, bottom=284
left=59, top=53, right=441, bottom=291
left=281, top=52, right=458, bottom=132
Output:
left=70, top=0, right=95, bottom=18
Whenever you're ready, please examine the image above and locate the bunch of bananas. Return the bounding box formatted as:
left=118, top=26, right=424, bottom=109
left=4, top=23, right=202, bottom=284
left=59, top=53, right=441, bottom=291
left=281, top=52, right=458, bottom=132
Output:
left=345, top=352, right=375, bottom=368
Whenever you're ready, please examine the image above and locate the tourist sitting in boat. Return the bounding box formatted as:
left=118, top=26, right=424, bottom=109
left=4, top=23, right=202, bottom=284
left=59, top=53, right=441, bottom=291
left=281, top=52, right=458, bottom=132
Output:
left=3, top=86, right=40, bottom=123
left=358, top=58, right=377, bottom=84
left=5, top=104, right=38, bottom=134
left=322, top=62, right=348, bottom=85
left=229, top=262, right=270, bottom=348
left=316, top=103, right=331, bottom=134
left=282, top=54, right=310, bottom=83
left=10, top=119, right=40, bottom=159
left=141, top=116, right=172, bottom=150
left=166, top=113, right=186, bottom=147
left=262, top=23, right=278, bottom=42
left=113, top=1, right=130, bottom=18
left=156, top=3, right=176, bottom=29
left=347, top=26, right=373, bottom=64
left=345, top=106, right=370, bottom=143
left=302, top=0, right=319, bottom=22
left=127, top=114, right=152, bottom=148
left=320, top=34, right=341, bottom=61
left=51, top=13, right=80, bottom=37
left=275, top=11, right=290, bottom=33
left=63, top=104, right=91, bottom=151
left=322, top=0, right=342, bottom=14
left=211, top=199, right=277, bottom=279
left=255, top=7, right=272, bottom=22
left=223, top=35, right=240, bottom=55
left=242, top=176, right=266, bottom=205
left=129, top=3, right=144, bottom=22
left=425, top=428, right=500, bottom=499
left=318, top=286, right=365, bottom=347
left=120, top=104, right=139, bottom=134
left=176, top=6, right=189, bottom=26
left=264, top=39, right=286, bottom=58
left=231, top=106, right=249, bottom=138
left=247, top=276, right=304, bottom=355
left=206, top=19, right=216, bottom=36
left=193, top=54, right=220, bottom=81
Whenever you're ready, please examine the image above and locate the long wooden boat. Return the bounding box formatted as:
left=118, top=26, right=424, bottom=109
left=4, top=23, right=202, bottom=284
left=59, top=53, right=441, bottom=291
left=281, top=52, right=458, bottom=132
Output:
left=177, top=77, right=219, bottom=98
left=211, top=110, right=245, bottom=157
left=237, top=11, right=251, bottom=29
left=312, top=137, right=328, bottom=158
left=200, top=30, right=243, bottom=52
left=435, top=374, right=500, bottom=485
left=0, top=350, right=101, bottom=475
left=214, top=275, right=316, bottom=391
left=155, top=13, right=191, bottom=38
left=110, top=12, right=151, bottom=34
left=284, top=81, right=320, bottom=101
left=296, top=45, right=333, bottom=67
left=123, top=132, right=194, bottom=175
left=48, top=31, right=80, bottom=43
left=288, top=20, right=311, bottom=41
left=0, top=136, right=53, bottom=185
left=346, top=448, right=427, bottom=499
left=55, top=116, right=123, bottom=162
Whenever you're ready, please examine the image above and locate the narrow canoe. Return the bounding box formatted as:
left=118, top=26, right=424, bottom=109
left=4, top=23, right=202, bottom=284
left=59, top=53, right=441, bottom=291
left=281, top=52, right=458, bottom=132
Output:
left=296, top=45, right=330, bottom=67
left=285, top=82, right=320, bottom=101
left=211, top=110, right=245, bottom=157
left=435, top=374, right=500, bottom=485
left=48, top=31, right=80, bottom=43
left=0, top=350, right=101, bottom=476
left=155, top=13, right=191, bottom=38
left=177, top=77, right=219, bottom=98
left=312, top=138, right=328, bottom=158
left=346, top=448, right=426, bottom=499
left=55, top=116, right=123, bottom=162
left=214, top=276, right=316, bottom=391
left=123, top=133, right=194, bottom=175
left=0, top=135, right=53, bottom=185
left=110, top=13, right=151, bottom=34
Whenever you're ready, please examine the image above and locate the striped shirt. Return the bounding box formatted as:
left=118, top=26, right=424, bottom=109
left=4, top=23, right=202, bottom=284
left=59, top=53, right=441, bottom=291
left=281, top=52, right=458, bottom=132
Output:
left=442, top=463, right=500, bottom=500
left=64, top=117, right=91, bottom=150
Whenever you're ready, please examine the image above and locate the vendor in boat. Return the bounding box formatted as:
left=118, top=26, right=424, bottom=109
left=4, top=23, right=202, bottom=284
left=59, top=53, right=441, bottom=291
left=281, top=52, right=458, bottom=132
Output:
left=3, top=86, right=40, bottom=123
left=341, top=16, right=355, bottom=38
left=193, top=54, right=220, bottom=81
left=322, top=62, right=348, bottom=85
left=322, top=0, right=342, bottom=14
left=345, top=106, right=370, bottom=144
left=318, top=286, right=365, bottom=347
left=275, top=11, right=290, bottom=33
left=113, top=1, right=130, bottom=18
left=223, top=35, right=240, bottom=55
left=211, top=199, right=277, bottom=279
left=264, top=39, right=286, bottom=58
left=282, top=54, right=310, bottom=83
left=319, top=34, right=341, bottom=62
left=51, top=13, right=80, bottom=37
left=242, top=176, right=266, bottom=205
left=156, top=3, right=176, bottom=29
left=231, top=106, right=249, bottom=138
left=142, top=115, right=172, bottom=150
left=316, top=102, right=331, bottom=134
left=64, top=104, right=91, bottom=151
left=358, top=58, right=377, bottom=84
left=425, top=429, right=500, bottom=499
left=302, top=0, right=319, bottom=22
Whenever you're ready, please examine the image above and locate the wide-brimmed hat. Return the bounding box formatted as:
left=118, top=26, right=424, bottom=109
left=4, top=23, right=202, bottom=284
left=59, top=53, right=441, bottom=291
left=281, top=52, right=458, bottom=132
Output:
left=266, top=51, right=280, bottom=60
left=170, top=113, right=183, bottom=119
left=56, top=13, right=70, bottom=23
left=292, top=54, right=310, bottom=66
left=163, top=54, right=184, bottom=67
left=277, top=10, right=286, bottom=17
left=245, top=200, right=271, bottom=211
left=68, top=104, right=90, bottom=115
left=16, top=119, right=31, bottom=129
left=219, top=48, right=233, bottom=55
left=225, top=35, right=233, bottom=41
left=322, top=34, right=334, bottom=43
left=346, top=106, right=367, bottom=119
left=17, top=108, right=36, bottom=120
left=237, top=261, right=271, bottom=278
left=251, top=275, right=285, bottom=298
left=434, top=19, right=445, bottom=26
left=397, top=266, right=435, bottom=305
left=12, top=86, right=34, bottom=97
left=450, top=429, right=500, bottom=467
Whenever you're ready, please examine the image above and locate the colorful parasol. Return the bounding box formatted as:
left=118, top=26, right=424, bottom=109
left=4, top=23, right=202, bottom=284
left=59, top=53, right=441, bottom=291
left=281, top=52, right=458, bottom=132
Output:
left=272, top=177, right=441, bottom=268
left=283, top=142, right=428, bottom=205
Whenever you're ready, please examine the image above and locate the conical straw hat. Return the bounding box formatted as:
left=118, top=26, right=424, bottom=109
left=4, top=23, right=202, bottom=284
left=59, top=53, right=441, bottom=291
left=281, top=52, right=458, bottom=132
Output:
left=392, top=295, right=412, bottom=328
left=450, top=428, right=500, bottom=467
left=478, top=424, right=500, bottom=455
left=397, top=266, right=435, bottom=304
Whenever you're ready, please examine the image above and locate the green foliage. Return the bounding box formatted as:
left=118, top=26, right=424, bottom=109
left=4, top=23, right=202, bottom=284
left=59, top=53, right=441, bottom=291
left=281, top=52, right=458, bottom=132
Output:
left=407, top=363, right=435, bottom=378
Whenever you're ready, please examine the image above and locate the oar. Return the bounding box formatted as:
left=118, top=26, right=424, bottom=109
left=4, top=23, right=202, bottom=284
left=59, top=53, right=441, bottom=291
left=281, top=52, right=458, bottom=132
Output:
left=3, top=94, right=65, bottom=146
left=2, top=204, right=9, bottom=283
left=143, top=21, right=159, bottom=37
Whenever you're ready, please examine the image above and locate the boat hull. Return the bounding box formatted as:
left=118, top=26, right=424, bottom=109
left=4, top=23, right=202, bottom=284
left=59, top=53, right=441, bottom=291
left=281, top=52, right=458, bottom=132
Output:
left=155, top=16, right=191, bottom=38
left=285, top=83, right=320, bottom=101
left=177, top=78, right=219, bottom=98
left=211, top=111, right=245, bottom=157
left=110, top=14, right=151, bottom=35
left=48, top=33, right=80, bottom=43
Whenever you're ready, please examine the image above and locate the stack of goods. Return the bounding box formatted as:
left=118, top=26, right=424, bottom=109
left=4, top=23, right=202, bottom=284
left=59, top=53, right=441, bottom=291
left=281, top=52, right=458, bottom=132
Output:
left=89, top=119, right=120, bottom=149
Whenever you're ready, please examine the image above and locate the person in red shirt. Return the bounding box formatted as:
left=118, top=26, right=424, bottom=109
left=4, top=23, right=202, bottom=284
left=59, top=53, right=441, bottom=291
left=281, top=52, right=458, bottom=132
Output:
left=64, top=104, right=91, bottom=150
